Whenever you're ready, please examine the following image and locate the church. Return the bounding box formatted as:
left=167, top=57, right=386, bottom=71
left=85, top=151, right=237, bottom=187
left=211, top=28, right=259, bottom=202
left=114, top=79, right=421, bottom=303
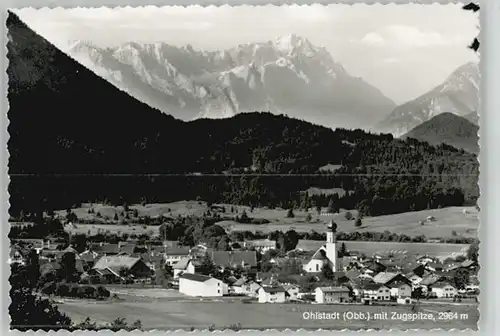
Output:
left=302, top=220, right=342, bottom=273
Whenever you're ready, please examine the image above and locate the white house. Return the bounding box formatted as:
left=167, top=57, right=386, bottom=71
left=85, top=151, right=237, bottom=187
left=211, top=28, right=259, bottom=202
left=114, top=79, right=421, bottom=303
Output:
left=172, top=258, right=195, bottom=279
left=361, top=283, right=391, bottom=301
left=303, top=221, right=340, bottom=273
left=315, top=287, right=350, bottom=304
left=258, top=286, right=287, bottom=303
left=232, top=277, right=262, bottom=297
left=243, top=239, right=277, bottom=253
left=431, top=282, right=457, bottom=298
left=283, top=284, right=300, bottom=301
left=164, top=247, right=191, bottom=266
left=179, top=273, right=224, bottom=297
left=389, top=282, right=412, bottom=298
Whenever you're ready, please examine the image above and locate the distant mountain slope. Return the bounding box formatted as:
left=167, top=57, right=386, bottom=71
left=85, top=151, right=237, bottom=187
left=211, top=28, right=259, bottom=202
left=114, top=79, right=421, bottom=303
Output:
left=464, top=111, right=479, bottom=125
left=66, top=35, right=396, bottom=130
left=402, top=112, right=479, bottom=153
left=7, top=12, right=478, bottom=217
left=375, top=63, right=479, bottom=136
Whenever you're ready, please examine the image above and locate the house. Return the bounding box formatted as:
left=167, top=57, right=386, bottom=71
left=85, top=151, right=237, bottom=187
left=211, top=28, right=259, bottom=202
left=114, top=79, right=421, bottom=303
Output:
left=283, top=284, right=300, bottom=301
left=406, top=273, right=423, bottom=286
left=373, top=272, right=411, bottom=287
left=315, top=287, right=350, bottom=304
left=173, top=258, right=196, bottom=279
left=79, top=250, right=99, bottom=269
left=8, top=247, right=25, bottom=265
left=93, top=255, right=153, bottom=279
left=303, top=221, right=341, bottom=273
left=388, top=281, right=412, bottom=298
left=211, top=251, right=257, bottom=270
left=179, top=273, right=224, bottom=297
left=431, top=282, right=457, bottom=298
left=258, top=286, right=287, bottom=303
left=361, top=283, right=391, bottom=301
left=90, top=243, right=120, bottom=256
left=243, top=239, right=277, bottom=253
left=164, top=247, right=191, bottom=266
left=294, top=240, right=324, bottom=252
left=232, top=277, right=261, bottom=297
left=426, top=262, right=444, bottom=272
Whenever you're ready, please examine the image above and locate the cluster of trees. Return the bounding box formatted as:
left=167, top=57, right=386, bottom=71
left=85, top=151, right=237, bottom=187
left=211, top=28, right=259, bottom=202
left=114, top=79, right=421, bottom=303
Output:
left=41, top=282, right=110, bottom=300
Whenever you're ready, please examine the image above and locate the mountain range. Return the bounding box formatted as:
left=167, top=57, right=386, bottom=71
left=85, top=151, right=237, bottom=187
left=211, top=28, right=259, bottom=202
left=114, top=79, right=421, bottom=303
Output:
left=402, top=112, right=479, bottom=154
left=375, top=62, right=479, bottom=136
left=66, top=35, right=396, bottom=130
left=7, top=11, right=478, bottom=217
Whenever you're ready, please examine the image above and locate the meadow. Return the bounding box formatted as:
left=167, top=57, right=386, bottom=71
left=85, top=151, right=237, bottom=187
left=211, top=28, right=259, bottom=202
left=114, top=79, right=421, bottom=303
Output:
left=58, top=297, right=478, bottom=330
left=61, top=201, right=478, bottom=241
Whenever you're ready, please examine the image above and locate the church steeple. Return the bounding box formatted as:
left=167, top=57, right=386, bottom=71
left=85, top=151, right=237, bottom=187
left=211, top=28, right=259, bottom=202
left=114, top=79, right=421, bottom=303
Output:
left=325, top=220, right=338, bottom=272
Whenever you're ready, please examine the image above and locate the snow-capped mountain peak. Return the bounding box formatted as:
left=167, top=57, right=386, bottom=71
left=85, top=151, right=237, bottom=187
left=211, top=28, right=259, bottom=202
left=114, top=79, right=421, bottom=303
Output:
left=66, top=37, right=396, bottom=130
left=375, top=62, right=479, bottom=136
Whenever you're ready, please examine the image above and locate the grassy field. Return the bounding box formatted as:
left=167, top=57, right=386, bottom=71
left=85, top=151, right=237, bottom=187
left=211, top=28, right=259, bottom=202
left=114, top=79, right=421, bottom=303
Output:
left=58, top=296, right=478, bottom=330
left=296, top=240, right=470, bottom=259
left=61, top=201, right=478, bottom=240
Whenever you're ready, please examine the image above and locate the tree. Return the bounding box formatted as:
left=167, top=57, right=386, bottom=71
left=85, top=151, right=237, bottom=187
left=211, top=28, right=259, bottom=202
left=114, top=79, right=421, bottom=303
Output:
left=467, top=242, right=479, bottom=262
left=321, top=263, right=334, bottom=280
left=355, top=217, right=362, bottom=227
left=198, top=256, right=219, bottom=277
left=113, top=213, right=118, bottom=221
left=305, top=213, right=312, bottom=222
left=59, top=252, right=79, bottom=282
left=344, top=211, right=353, bottom=221
left=453, top=268, right=471, bottom=290
left=286, top=208, right=295, bottom=218
left=338, top=243, right=347, bottom=258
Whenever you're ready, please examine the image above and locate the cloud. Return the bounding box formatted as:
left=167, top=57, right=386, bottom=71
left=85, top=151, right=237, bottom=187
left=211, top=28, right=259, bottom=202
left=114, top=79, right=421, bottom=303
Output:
left=359, top=25, right=466, bottom=48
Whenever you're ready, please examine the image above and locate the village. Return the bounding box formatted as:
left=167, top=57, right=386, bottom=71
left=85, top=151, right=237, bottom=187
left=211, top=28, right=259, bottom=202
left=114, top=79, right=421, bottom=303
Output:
left=9, top=216, right=479, bottom=311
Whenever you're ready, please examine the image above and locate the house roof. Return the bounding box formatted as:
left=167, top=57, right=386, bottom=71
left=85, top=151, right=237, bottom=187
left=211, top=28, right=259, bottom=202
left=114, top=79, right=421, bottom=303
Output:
left=345, top=269, right=361, bottom=280
left=179, top=273, right=213, bottom=283
left=211, top=251, right=257, bottom=267
left=245, top=239, right=276, bottom=248
left=372, top=272, right=398, bottom=284
left=294, top=240, right=324, bottom=252
left=420, top=274, right=441, bottom=286
left=317, top=286, right=350, bottom=293
left=93, top=255, right=141, bottom=270
left=119, top=243, right=137, bottom=255
left=432, top=282, right=455, bottom=289
left=387, top=281, right=410, bottom=289
left=311, top=249, right=328, bottom=261
left=90, top=243, right=120, bottom=254
left=165, top=247, right=191, bottom=256
left=172, top=258, right=192, bottom=270
left=233, top=277, right=248, bottom=287
left=261, top=286, right=286, bottom=293
left=361, top=283, right=387, bottom=291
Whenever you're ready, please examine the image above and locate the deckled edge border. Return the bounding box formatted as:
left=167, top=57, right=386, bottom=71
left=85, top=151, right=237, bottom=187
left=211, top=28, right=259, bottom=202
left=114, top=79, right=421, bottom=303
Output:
left=2, top=1, right=481, bottom=335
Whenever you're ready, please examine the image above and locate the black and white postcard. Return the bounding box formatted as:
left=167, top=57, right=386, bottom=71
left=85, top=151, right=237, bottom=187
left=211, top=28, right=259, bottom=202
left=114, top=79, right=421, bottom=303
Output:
left=7, top=3, right=480, bottom=331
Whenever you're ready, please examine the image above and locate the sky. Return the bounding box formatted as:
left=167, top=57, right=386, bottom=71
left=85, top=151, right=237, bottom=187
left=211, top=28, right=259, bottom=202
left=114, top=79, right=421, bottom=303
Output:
left=15, top=5, right=478, bottom=104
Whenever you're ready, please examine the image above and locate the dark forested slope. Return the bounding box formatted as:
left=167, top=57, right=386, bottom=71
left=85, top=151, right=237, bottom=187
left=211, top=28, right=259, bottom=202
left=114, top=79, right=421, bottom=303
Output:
left=402, top=112, right=479, bottom=154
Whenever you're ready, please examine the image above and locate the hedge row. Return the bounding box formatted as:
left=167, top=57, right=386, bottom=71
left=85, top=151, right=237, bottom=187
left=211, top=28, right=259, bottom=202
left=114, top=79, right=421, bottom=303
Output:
left=41, top=281, right=111, bottom=300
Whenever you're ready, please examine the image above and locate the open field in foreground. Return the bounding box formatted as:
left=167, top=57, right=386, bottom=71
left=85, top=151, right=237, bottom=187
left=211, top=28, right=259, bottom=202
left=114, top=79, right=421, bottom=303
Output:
left=62, top=202, right=478, bottom=240
left=59, top=298, right=478, bottom=330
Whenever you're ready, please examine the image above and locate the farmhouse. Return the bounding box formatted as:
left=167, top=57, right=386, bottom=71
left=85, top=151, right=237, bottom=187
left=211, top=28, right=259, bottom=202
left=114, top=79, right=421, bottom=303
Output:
left=243, top=239, right=277, bottom=253
left=164, top=247, right=191, bottom=266
left=232, top=277, right=261, bottom=297
left=179, top=273, right=224, bottom=297
left=283, top=284, right=300, bottom=301
left=172, top=258, right=196, bottom=279
left=388, top=281, right=412, bottom=298
left=361, top=283, right=391, bottom=301
left=315, top=287, right=350, bottom=304
left=431, top=282, right=458, bottom=298
left=258, top=286, right=287, bottom=303
left=372, top=272, right=411, bottom=287
left=93, top=255, right=153, bottom=279
left=211, top=251, right=257, bottom=270
left=303, top=221, right=341, bottom=273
